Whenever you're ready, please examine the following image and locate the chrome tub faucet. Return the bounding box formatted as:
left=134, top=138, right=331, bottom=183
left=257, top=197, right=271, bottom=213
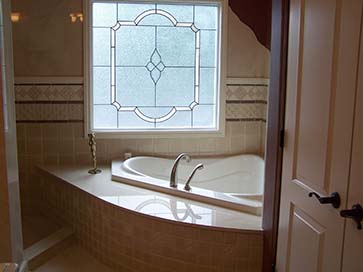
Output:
left=184, top=164, right=204, bottom=191
left=170, top=153, right=191, bottom=188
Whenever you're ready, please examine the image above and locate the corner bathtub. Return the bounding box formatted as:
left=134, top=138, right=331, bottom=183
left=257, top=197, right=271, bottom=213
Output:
left=112, top=154, right=264, bottom=215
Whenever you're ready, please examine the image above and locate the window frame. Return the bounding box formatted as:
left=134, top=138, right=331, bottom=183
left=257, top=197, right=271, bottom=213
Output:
left=84, top=0, right=228, bottom=138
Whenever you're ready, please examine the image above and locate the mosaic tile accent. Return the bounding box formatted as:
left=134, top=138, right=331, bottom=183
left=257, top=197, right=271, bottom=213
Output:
left=226, top=85, right=268, bottom=101
left=226, top=103, right=267, bottom=120
left=15, top=84, right=83, bottom=101
left=15, top=103, right=83, bottom=122
left=14, top=82, right=268, bottom=123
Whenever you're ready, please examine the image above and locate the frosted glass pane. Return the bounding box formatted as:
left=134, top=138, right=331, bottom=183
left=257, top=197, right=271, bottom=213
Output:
left=91, top=2, right=220, bottom=131
left=93, top=67, right=110, bottom=104
left=118, top=111, right=154, bottom=128
left=156, top=68, right=194, bottom=106
left=137, top=107, right=172, bottom=119
left=193, top=105, right=215, bottom=127
left=157, top=27, right=195, bottom=66
left=93, top=28, right=110, bottom=66
left=138, top=14, right=175, bottom=26
left=116, top=67, right=155, bottom=107
left=194, top=6, right=218, bottom=29
left=156, top=111, right=191, bottom=128
left=200, top=68, right=217, bottom=104
left=157, top=4, right=193, bottom=23
left=200, top=31, right=217, bottom=67
left=118, top=3, right=155, bottom=21
left=94, top=105, right=117, bottom=129
left=93, top=3, right=117, bottom=27
left=116, top=26, right=155, bottom=66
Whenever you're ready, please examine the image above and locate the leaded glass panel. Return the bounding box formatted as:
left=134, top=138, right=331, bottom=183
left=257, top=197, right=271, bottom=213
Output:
left=91, top=1, right=220, bottom=130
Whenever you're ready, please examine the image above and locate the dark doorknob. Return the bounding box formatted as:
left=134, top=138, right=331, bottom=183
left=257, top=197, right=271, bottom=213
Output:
left=308, top=192, right=341, bottom=209
left=340, top=204, right=363, bottom=230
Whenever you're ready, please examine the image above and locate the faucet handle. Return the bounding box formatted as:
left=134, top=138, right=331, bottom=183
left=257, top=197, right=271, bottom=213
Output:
left=170, top=153, right=192, bottom=188
left=184, top=163, right=204, bottom=191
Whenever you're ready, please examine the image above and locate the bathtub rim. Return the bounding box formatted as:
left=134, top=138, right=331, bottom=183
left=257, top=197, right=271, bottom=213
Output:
left=112, top=157, right=263, bottom=216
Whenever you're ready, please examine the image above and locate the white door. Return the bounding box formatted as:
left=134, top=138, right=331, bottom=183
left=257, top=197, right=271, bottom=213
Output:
left=276, top=0, right=363, bottom=271
left=341, top=16, right=363, bottom=272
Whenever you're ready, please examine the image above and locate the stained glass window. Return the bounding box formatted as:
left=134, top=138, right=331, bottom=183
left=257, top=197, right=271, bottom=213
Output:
left=90, top=1, right=220, bottom=131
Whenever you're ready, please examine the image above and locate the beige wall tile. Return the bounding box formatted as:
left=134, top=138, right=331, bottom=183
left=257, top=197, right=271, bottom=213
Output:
left=244, top=122, right=261, bottom=154
left=43, top=155, right=59, bottom=165
left=26, top=139, right=43, bottom=156
left=73, top=123, right=84, bottom=139
left=42, top=124, right=59, bottom=140
left=43, top=139, right=60, bottom=155
left=75, top=138, right=90, bottom=153
left=231, top=136, right=245, bottom=154
left=215, top=137, right=230, bottom=154
left=199, top=138, right=216, bottom=154
left=26, top=124, right=42, bottom=140
left=16, top=123, right=26, bottom=140
left=58, top=123, right=74, bottom=139
left=59, top=139, right=75, bottom=155
left=38, top=172, right=263, bottom=272
left=153, top=138, right=171, bottom=155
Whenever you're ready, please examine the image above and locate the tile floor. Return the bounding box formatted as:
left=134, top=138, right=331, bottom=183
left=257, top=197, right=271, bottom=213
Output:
left=33, top=244, right=114, bottom=272
left=22, top=215, right=62, bottom=249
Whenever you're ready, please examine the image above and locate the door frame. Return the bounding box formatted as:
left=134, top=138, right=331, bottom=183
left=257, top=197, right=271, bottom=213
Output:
left=262, top=0, right=290, bottom=271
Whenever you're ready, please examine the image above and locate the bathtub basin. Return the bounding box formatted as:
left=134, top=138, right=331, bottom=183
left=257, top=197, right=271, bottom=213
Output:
left=112, top=154, right=264, bottom=215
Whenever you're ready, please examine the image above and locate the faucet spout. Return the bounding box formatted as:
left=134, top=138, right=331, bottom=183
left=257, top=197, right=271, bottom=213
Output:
left=170, top=153, right=191, bottom=188
left=184, top=163, right=204, bottom=191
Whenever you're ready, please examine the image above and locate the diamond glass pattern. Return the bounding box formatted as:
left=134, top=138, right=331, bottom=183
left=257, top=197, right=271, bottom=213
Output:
left=91, top=2, right=219, bottom=130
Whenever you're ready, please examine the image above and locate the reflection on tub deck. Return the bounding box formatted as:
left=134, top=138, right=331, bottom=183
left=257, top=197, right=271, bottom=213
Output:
left=111, top=154, right=264, bottom=215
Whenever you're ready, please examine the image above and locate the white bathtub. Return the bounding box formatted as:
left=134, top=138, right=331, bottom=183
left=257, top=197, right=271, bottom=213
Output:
left=112, top=154, right=264, bottom=215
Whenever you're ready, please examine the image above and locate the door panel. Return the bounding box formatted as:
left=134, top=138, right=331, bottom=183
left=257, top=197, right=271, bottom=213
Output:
left=342, top=10, right=363, bottom=271
left=295, top=0, right=337, bottom=190
left=276, top=0, right=363, bottom=271
left=287, top=205, right=325, bottom=272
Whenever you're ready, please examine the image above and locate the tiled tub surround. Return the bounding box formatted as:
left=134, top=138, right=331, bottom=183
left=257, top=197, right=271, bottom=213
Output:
left=15, top=78, right=267, bottom=214
left=37, top=164, right=263, bottom=272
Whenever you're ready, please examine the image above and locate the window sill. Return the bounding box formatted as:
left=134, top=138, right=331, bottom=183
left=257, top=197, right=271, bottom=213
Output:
left=87, top=128, right=225, bottom=139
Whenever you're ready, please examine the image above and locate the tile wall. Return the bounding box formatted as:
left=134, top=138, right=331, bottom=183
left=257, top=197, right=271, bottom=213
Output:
left=15, top=79, right=268, bottom=214
left=39, top=170, right=263, bottom=272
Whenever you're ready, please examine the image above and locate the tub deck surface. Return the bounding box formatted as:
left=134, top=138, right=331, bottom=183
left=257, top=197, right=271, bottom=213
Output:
left=38, top=164, right=262, bottom=231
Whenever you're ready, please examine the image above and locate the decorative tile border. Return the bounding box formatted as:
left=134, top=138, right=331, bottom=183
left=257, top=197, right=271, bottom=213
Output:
left=226, top=103, right=266, bottom=120
left=14, top=77, right=268, bottom=123
left=14, top=85, right=83, bottom=102
left=225, top=85, right=268, bottom=101
left=15, top=103, right=83, bottom=122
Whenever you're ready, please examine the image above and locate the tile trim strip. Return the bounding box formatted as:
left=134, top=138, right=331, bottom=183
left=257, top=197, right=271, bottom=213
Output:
left=16, top=120, right=84, bottom=123
left=226, top=77, right=269, bottom=86
left=226, top=83, right=269, bottom=87
left=15, top=83, right=84, bottom=86
left=226, top=100, right=267, bottom=104
left=226, top=118, right=267, bottom=122
left=15, top=101, right=83, bottom=104
left=14, top=77, right=84, bottom=85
